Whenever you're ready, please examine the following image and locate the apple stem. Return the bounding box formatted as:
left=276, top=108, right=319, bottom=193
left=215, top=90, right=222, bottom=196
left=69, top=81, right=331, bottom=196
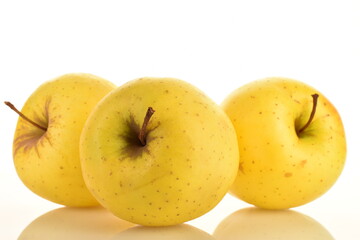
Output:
left=4, top=101, right=47, bottom=131
left=297, top=94, right=319, bottom=134
left=138, top=107, right=155, bottom=146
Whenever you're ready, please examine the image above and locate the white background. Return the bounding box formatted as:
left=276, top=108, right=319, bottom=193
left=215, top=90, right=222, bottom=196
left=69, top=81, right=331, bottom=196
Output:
left=0, top=0, right=359, bottom=239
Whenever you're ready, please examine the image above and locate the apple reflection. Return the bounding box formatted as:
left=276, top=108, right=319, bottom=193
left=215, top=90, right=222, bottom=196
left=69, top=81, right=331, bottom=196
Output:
left=18, top=207, right=135, bottom=240
left=18, top=207, right=215, bottom=240
left=111, top=224, right=215, bottom=240
left=213, top=207, right=334, bottom=240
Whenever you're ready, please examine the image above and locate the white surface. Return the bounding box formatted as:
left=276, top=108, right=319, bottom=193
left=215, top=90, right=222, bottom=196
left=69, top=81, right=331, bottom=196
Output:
left=1, top=0, right=359, bottom=239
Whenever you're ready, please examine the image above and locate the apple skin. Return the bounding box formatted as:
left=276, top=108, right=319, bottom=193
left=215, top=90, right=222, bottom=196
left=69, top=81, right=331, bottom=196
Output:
left=80, top=77, right=239, bottom=226
left=221, top=77, right=346, bottom=209
left=12, top=73, right=116, bottom=207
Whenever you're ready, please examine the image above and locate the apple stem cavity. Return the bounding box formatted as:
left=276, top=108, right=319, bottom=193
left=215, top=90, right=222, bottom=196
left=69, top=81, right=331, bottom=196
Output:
left=4, top=101, right=47, bottom=131
left=297, top=94, right=319, bottom=134
left=138, top=107, right=155, bottom=146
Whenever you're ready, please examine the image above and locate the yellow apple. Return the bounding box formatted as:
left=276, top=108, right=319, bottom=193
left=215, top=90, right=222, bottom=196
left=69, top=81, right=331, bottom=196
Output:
left=8, top=73, right=116, bottom=206
left=222, top=77, right=346, bottom=209
left=80, top=77, right=239, bottom=226
left=213, top=207, right=334, bottom=239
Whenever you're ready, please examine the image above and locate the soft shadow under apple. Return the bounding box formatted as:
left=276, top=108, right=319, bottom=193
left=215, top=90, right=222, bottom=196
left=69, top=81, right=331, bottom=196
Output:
left=111, top=224, right=215, bottom=240
left=18, top=207, right=135, bottom=240
left=213, top=207, right=334, bottom=240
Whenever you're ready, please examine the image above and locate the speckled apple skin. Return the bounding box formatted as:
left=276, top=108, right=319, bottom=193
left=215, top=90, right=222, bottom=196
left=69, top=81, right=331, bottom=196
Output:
left=80, top=77, right=239, bottom=226
left=13, top=73, right=116, bottom=206
left=222, top=77, right=346, bottom=209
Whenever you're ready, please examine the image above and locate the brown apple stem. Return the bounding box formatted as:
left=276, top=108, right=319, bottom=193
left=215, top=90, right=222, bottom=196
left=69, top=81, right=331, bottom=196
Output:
left=297, top=94, right=319, bottom=134
left=138, top=107, right=155, bottom=146
left=4, top=101, right=47, bottom=131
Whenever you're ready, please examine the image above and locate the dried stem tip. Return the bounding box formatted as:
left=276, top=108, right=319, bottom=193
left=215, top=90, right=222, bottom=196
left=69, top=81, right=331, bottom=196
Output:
left=138, top=107, right=155, bottom=146
left=298, top=94, right=319, bottom=134
left=4, top=101, right=47, bottom=131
